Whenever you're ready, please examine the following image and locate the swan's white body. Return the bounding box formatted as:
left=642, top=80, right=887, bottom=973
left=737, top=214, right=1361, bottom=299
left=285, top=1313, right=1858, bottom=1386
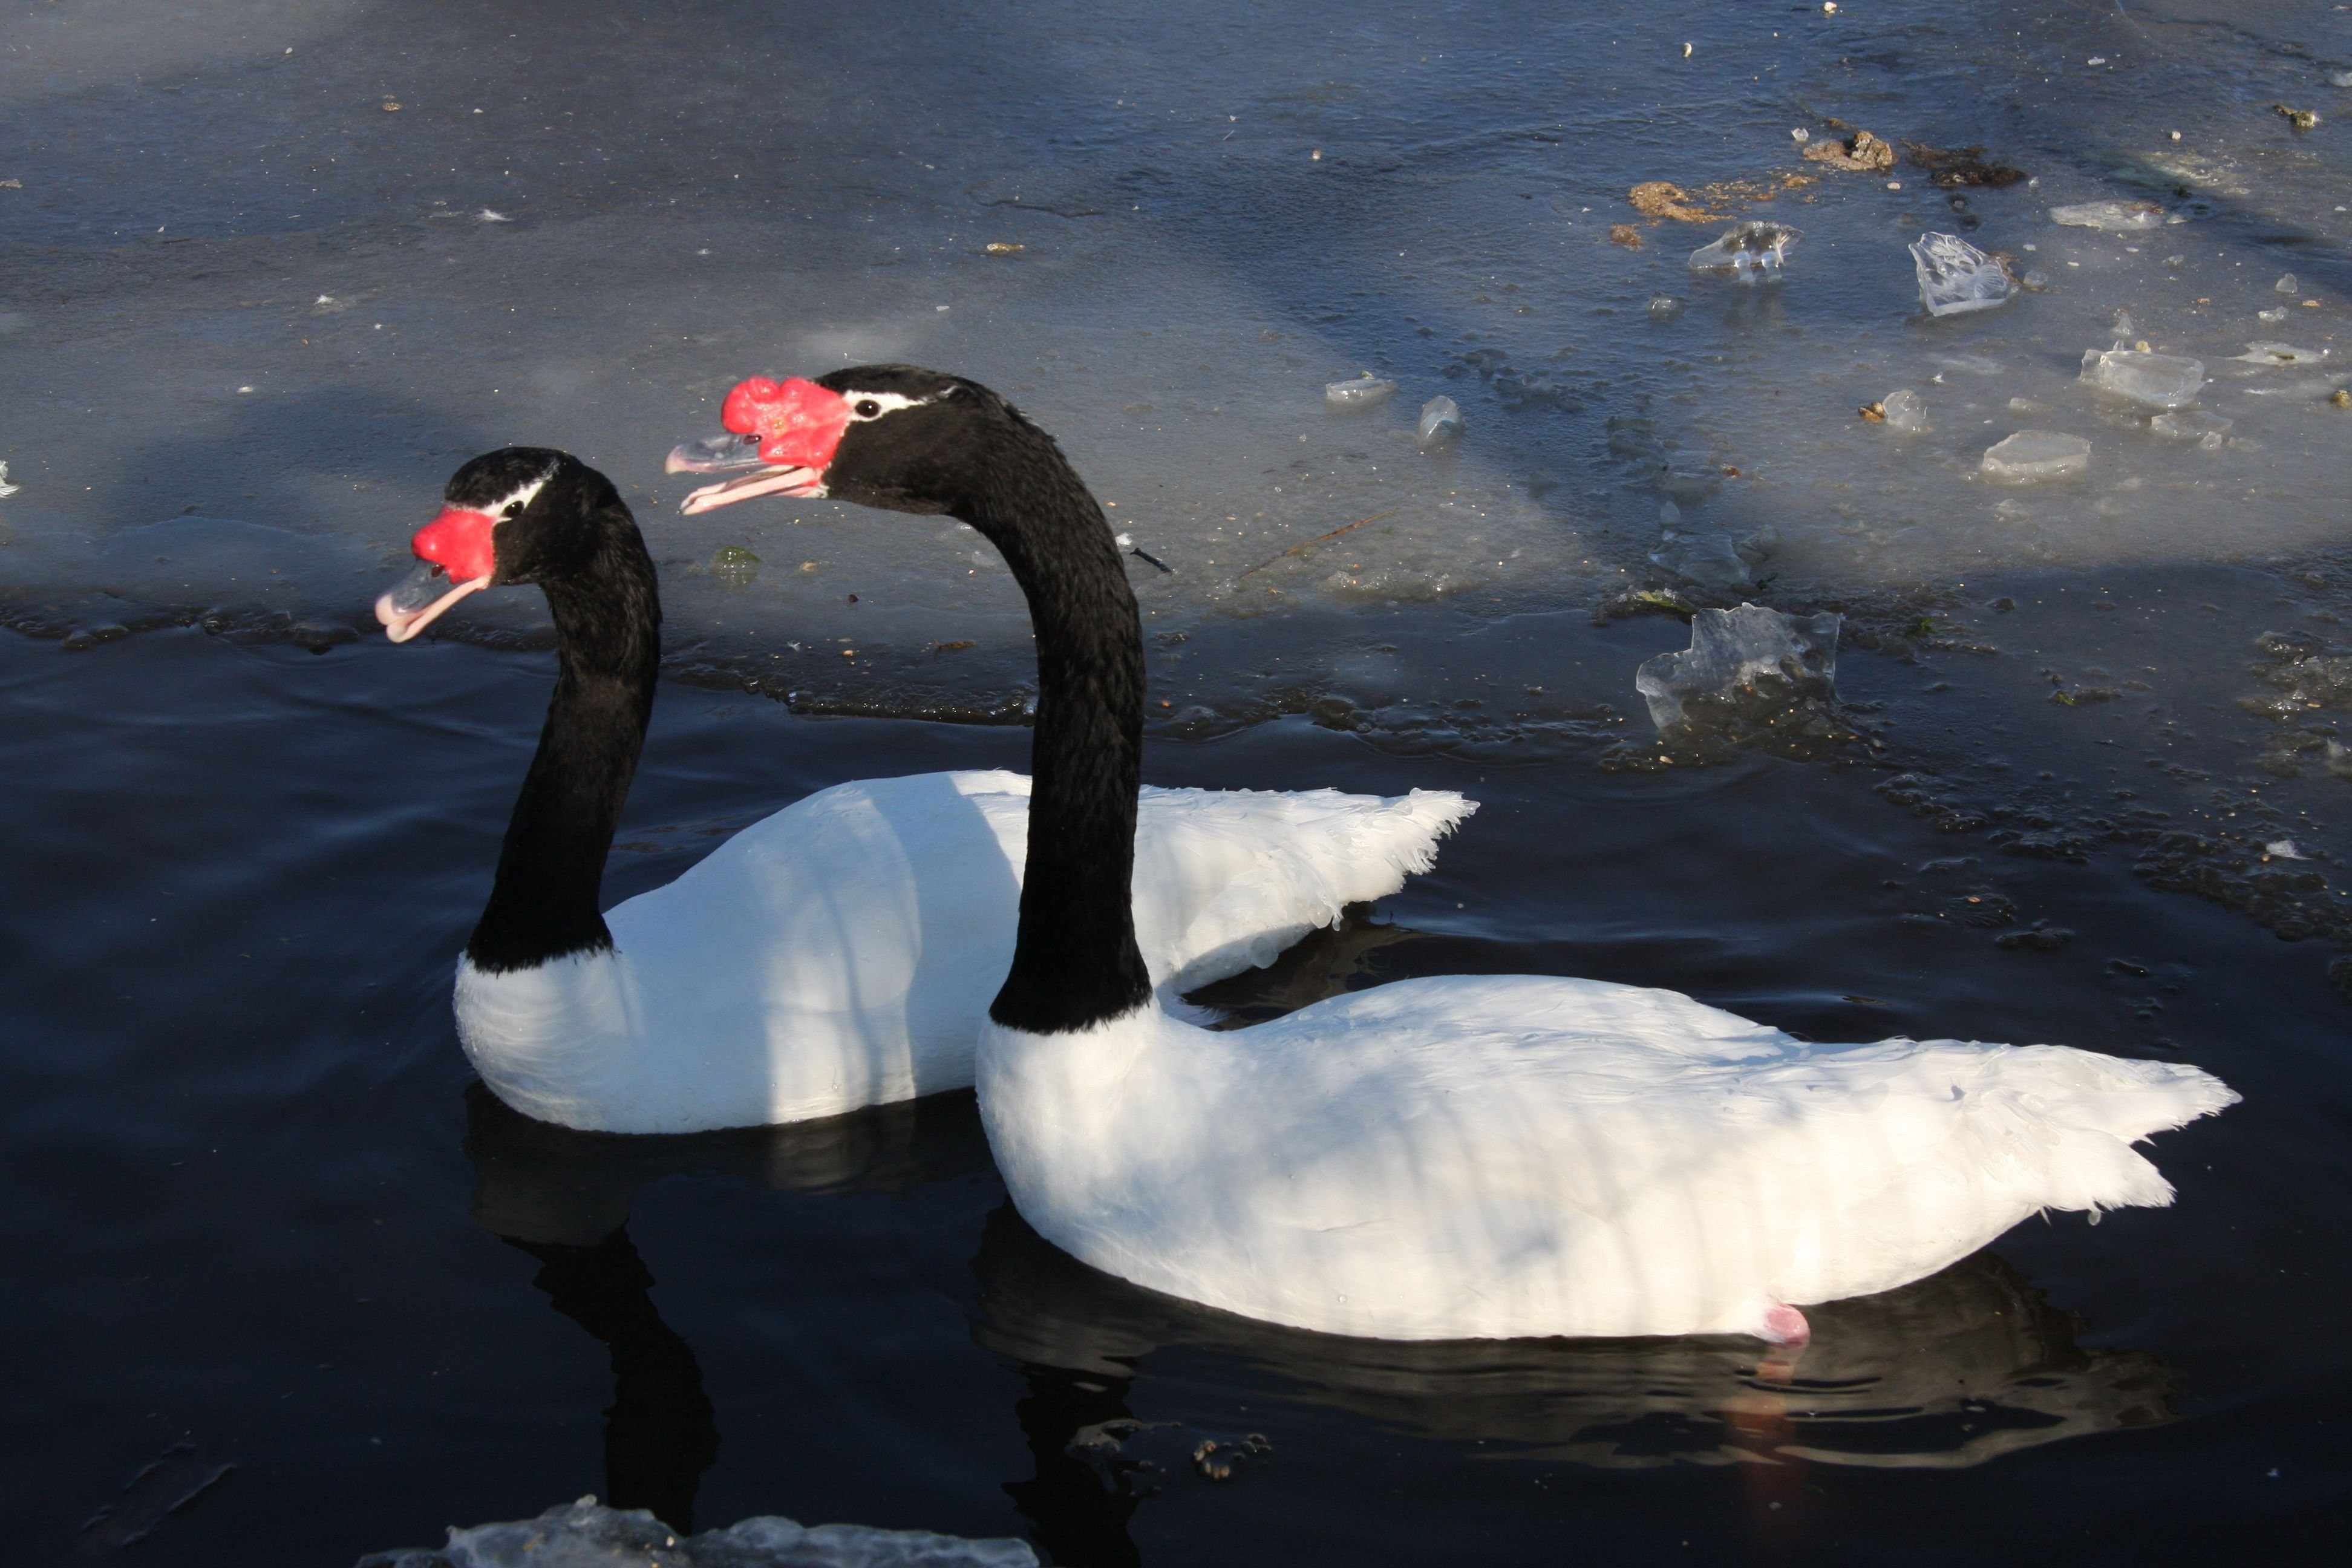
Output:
left=455, top=770, right=1472, bottom=1133
left=976, top=976, right=2238, bottom=1341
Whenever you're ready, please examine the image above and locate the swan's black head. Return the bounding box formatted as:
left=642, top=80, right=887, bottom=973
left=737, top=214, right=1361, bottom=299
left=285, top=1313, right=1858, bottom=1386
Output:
left=667, top=365, right=1039, bottom=520
left=376, top=448, right=632, bottom=642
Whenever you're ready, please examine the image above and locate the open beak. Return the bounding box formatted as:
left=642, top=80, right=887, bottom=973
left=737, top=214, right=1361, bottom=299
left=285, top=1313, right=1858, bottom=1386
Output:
left=377, top=505, right=497, bottom=643
left=666, top=433, right=826, bottom=514
left=668, top=377, right=852, bottom=514
left=377, top=560, right=489, bottom=642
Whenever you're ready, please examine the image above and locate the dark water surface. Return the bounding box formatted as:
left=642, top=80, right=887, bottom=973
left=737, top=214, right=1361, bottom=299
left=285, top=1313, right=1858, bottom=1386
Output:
left=2, top=626, right=2344, bottom=1564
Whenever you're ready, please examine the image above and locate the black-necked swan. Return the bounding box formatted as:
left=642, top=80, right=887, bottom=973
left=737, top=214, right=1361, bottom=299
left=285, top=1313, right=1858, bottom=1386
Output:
left=697, top=364, right=2241, bottom=1342
left=374, top=448, right=1471, bottom=1134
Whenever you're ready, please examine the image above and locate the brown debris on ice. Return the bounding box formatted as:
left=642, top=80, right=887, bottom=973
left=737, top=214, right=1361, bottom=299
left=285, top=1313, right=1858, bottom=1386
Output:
left=1630, top=181, right=1720, bottom=221
left=1903, top=142, right=2028, bottom=187
left=1627, top=171, right=1817, bottom=226
left=1802, top=129, right=1896, bottom=172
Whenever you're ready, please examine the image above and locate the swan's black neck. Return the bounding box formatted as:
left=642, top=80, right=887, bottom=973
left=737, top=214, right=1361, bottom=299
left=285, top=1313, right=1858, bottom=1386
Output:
left=467, top=485, right=662, bottom=974
left=958, top=419, right=1153, bottom=1034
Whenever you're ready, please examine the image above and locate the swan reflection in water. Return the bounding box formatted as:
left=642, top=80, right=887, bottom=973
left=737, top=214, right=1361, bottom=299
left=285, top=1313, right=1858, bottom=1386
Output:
left=459, top=1082, right=994, bottom=1534
left=460, top=1082, right=2178, bottom=1556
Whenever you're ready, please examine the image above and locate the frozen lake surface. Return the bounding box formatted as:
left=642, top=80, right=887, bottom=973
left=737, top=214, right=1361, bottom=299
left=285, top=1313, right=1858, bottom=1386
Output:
left=2, top=1, right=2348, bottom=1561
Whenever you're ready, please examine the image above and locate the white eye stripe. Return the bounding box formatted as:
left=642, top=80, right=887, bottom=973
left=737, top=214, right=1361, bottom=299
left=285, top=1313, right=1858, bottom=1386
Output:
left=841, top=390, right=936, bottom=420
left=485, top=466, right=557, bottom=519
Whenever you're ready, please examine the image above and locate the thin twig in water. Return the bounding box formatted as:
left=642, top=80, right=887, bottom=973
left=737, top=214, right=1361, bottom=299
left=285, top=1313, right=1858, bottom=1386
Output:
left=1128, top=544, right=1175, bottom=574
left=1237, top=508, right=1397, bottom=578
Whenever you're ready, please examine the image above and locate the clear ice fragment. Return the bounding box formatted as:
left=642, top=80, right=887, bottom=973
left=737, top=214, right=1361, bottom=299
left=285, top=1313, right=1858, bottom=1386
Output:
left=2022, top=269, right=2051, bottom=290
left=2048, top=200, right=2166, bottom=231
left=2079, top=348, right=2204, bottom=408
left=1658, top=468, right=1724, bottom=503
left=2231, top=341, right=2328, bottom=367
left=1981, top=430, right=2092, bottom=482
left=2257, top=307, right=2289, bottom=324
left=1417, top=395, right=1462, bottom=446
left=709, top=544, right=760, bottom=584
left=1325, top=372, right=1398, bottom=407
left=1635, top=604, right=1842, bottom=739
left=0, top=460, right=16, bottom=498
left=1910, top=232, right=2014, bottom=316
left=2276, top=273, right=2299, bottom=295
left=1880, top=388, right=1930, bottom=433
left=1650, top=526, right=1757, bottom=592
left=2149, top=410, right=2233, bottom=448
left=355, top=1497, right=1040, bottom=1568
left=1687, top=221, right=1800, bottom=279
left=1647, top=292, right=1686, bottom=320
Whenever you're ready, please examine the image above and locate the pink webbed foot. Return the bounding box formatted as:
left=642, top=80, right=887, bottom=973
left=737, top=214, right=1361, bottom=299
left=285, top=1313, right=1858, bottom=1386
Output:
left=1759, top=1302, right=1811, bottom=1347
left=1753, top=1303, right=1812, bottom=1383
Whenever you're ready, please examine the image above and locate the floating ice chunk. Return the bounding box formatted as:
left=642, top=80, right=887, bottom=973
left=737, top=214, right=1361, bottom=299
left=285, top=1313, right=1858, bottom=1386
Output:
left=1687, top=221, right=1799, bottom=279
left=1417, top=395, right=1462, bottom=446
left=1635, top=604, right=1842, bottom=739
left=1910, top=232, right=2014, bottom=316
left=1880, top=388, right=1930, bottom=433
left=1650, top=526, right=1756, bottom=591
left=2257, top=306, right=2289, bottom=324
left=2232, top=341, right=2327, bottom=367
left=0, top=460, right=16, bottom=498
left=2111, top=309, right=2135, bottom=339
left=2149, top=409, right=2233, bottom=448
left=2265, top=838, right=2305, bottom=860
left=1647, top=292, right=1685, bottom=320
left=1325, top=372, right=1397, bottom=407
left=1982, top=430, right=2091, bottom=482
left=355, top=1497, right=1040, bottom=1568
left=1658, top=468, right=1723, bottom=503
left=1791, top=127, right=1811, bottom=143
left=709, top=544, right=760, bottom=584
left=2049, top=200, right=2166, bottom=231
left=2276, top=273, right=2299, bottom=295
left=2241, top=377, right=2337, bottom=398
left=2022, top=268, right=2051, bottom=290
left=2334, top=70, right=2352, bottom=88
left=2079, top=347, right=2204, bottom=408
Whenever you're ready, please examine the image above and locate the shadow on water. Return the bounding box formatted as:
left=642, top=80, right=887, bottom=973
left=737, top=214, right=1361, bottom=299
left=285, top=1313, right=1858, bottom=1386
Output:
left=459, top=1075, right=2178, bottom=1560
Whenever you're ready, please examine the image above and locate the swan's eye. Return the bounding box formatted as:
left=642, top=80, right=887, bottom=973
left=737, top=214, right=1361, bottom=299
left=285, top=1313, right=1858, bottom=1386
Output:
left=855, top=399, right=881, bottom=419
left=430, top=563, right=448, bottom=579
left=503, top=501, right=524, bottom=519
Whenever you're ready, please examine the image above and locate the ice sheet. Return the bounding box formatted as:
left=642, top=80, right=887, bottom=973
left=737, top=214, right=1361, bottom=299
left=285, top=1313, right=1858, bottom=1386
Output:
left=0, top=0, right=2346, bottom=718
